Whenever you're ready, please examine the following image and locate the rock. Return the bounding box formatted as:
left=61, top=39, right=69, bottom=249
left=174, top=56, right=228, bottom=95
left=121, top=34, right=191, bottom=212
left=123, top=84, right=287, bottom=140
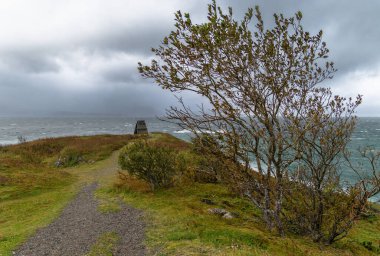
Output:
left=223, top=212, right=234, bottom=219
left=208, top=208, right=227, bottom=216
left=201, top=198, right=215, bottom=205
left=208, top=208, right=234, bottom=219
left=55, top=157, right=63, bottom=167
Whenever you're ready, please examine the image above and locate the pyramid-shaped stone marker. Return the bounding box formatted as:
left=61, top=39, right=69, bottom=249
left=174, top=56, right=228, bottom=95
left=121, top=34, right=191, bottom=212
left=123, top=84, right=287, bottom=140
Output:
left=134, top=120, right=148, bottom=134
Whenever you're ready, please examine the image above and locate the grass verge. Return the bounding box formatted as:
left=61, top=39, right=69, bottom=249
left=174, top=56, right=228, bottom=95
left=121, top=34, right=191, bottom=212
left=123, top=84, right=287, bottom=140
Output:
left=86, top=232, right=120, bottom=256
left=0, top=134, right=133, bottom=255
left=99, top=180, right=380, bottom=256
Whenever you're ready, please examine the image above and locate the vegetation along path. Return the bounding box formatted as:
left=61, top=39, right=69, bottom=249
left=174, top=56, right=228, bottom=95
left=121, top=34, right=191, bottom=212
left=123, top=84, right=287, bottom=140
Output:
left=13, top=151, right=146, bottom=256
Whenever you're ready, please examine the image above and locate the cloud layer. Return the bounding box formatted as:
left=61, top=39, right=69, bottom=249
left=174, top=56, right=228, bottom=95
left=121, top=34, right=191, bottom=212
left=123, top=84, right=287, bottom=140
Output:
left=0, top=0, right=379, bottom=116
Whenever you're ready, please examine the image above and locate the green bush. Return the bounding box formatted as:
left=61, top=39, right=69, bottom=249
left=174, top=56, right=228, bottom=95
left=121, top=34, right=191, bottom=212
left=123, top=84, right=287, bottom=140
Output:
left=56, top=147, right=84, bottom=167
left=361, top=241, right=380, bottom=253
left=118, top=140, right=179, bottom=190
left=191, top=135, right=223, bottom=183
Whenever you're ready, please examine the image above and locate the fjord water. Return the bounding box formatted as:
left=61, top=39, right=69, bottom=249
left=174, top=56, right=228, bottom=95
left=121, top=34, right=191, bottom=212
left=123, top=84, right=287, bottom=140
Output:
left=0, top=116, right=379, bottom=201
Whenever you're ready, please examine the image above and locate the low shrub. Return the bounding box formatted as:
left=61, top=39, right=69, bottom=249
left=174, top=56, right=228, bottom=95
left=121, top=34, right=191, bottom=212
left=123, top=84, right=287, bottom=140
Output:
left=118, top=140, right=179, bottom=190
left=361, top=241, right=380, bottom=253
left=55, top=147, right=84, bottom=167
left=191, top=135, right=223, bottom=183
left=17, top=135, right=27, bottom=143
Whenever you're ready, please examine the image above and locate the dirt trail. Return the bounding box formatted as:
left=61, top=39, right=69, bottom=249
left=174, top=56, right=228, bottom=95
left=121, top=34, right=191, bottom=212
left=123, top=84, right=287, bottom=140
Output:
left=14, top=151, right=145, bottom=256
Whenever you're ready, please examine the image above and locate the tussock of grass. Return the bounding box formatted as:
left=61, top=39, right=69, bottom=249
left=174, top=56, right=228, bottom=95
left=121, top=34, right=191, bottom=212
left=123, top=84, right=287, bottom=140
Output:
left=86, top=232, right=119, bottom=256
left=95, top=190, right=122, bottom=213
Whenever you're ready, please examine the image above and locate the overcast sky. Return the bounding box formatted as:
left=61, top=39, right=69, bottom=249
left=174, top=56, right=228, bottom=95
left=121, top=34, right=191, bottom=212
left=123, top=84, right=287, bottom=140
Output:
left=0, top=0, right=379, bottom=117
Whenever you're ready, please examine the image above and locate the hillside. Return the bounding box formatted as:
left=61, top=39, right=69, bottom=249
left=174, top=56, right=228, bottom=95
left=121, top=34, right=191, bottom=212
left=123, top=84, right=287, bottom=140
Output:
left=0, top=133, right=379, bottom=255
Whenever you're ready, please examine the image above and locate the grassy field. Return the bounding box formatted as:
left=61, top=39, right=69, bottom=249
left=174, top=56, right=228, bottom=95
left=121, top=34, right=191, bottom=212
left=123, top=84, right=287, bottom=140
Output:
left=1, top=133, right=380, bottom=255
left=99, top=177, right=380, bottom=256
left=100, top=133, right=380, bottom=256
left=0, top=134, right=134, bottom=255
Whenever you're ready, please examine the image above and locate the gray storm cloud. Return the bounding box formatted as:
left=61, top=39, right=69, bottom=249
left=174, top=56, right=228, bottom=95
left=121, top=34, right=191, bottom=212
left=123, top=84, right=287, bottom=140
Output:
left=0, top=0, right=379, bottom=116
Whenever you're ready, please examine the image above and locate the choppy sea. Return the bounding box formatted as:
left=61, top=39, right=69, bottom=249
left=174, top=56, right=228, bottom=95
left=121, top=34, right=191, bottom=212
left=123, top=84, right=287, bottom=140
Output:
left=0, top=117, right=188, bottom=145
left=0, top=116, right=379, bottom=201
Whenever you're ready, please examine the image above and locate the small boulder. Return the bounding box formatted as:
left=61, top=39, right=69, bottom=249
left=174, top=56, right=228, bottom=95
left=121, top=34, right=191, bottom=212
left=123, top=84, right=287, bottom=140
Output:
left=208, top=208, right=234, bottom=219
left=55, top=157, right=63, bottom=167
left=223, top=212, right=234, bottom=219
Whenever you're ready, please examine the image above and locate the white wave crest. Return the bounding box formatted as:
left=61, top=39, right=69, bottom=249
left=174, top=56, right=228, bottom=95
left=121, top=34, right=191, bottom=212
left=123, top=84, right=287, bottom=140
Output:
left=174, top=129, right=192, bottom=134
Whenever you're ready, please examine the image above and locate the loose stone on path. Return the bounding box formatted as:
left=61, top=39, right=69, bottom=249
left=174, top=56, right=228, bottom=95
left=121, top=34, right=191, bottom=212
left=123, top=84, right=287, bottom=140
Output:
left=14, top=183, right=145, bottom=256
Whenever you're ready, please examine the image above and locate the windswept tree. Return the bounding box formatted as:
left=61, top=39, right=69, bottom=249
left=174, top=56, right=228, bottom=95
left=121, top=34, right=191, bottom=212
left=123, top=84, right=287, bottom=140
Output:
left=138, top=0, right=378, bottom=241
left=284, top=89, right=365, bottom=243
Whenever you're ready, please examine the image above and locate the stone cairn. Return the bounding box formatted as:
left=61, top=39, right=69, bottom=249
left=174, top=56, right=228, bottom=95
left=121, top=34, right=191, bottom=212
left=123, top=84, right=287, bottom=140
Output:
left=134, top=120, right=148, bottom=134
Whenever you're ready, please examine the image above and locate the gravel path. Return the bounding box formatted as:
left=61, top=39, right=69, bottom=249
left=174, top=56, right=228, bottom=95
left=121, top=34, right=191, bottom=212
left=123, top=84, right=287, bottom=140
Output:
left=14, top=159, right=146, bottom=256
